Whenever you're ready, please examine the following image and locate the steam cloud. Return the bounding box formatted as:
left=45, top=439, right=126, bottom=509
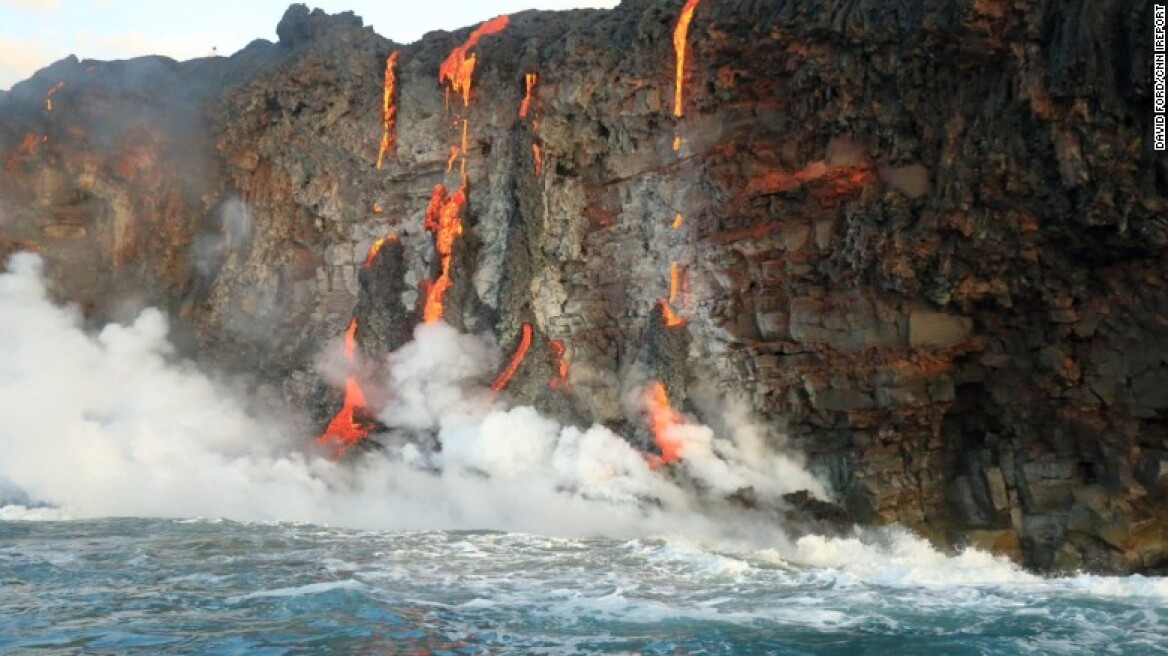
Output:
left=0, top=252, right=816, bottom=542
left=11, top=251, right=1167, bottom=593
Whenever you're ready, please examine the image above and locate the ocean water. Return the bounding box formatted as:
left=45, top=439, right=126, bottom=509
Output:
left=2, top=516, right=1166, bottom=655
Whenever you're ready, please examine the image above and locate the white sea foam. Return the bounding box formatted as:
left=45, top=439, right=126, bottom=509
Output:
left=228, top=579, right=367, bottom=602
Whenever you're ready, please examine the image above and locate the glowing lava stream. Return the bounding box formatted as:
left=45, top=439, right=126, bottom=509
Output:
left=548, top=340, right=570, bottom=391
left=422, top=181, right=467, bottom=323
left=491, top=323, right=533, bottom=392
left=362, top=234, right=397, bottom=269
left=659, top=261, right=685, bottom=327
left=375, top=51, right=401, bottom=170
left=423, top=15, right=509, bottom=324
left=45, top=81, right=64, bottom=112
left=439, top=15, right=510, bottom=107
left=316, top=318, right=372, bottom=454
left=673, top=0, right=700, bottom=118
left=644, top=381, right=685, bottom=467
left=532, top=143, right=543, bottom=176
left=519, top=72, right=537, bottom=118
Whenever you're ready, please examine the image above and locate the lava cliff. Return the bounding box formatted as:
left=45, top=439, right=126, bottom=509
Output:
left=0, top=0, right=1165, bottom=573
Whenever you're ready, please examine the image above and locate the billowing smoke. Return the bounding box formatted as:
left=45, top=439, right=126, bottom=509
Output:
left=0, top=252, right=814, bottom=544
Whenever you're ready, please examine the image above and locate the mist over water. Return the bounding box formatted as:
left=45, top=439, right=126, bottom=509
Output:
left=0, top=251, right=814, bottom=540
left=2, top=251, right=1168, bottom=608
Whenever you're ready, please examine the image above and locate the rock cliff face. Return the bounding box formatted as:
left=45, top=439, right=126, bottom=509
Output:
left=1, top=0, right=1164, bottom=573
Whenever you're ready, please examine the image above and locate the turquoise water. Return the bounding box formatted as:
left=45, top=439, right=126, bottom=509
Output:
left=2, top=518, right=1165, bottom=655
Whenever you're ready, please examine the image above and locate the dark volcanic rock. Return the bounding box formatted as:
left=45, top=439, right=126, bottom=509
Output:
left=1, top=0, right=1165, bottom=573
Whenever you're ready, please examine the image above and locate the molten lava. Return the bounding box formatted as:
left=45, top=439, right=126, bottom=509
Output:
left=672, top=213, right=683, bottom=229
left=317, top=318, right=372, bottom=454
left=438, top=15, right=510, bottom=107
left=45, top=81, right=64, bottom=112
left=362, top=234, right=397, bottom=269
left=342, top=316, right=358, bottom=358
left=532, top=143, right=543, bottom=176
left=672, top=0, right=701, bottom=118
left=659, top=262, right=685, bottom=327
left=491, top=323, right=533, bottom=392
left=375, top=51, right=401, bottom=170
left=519, top=72, right=537, bottom=118
left=422, top=181, right=467, bottom=323
left=644, top=381, right=684, bottom=466
left=317, top=377, right=371, bottom=452
left=659, top=300, right=684, bottom=327
left=548, top=340, right=570, bottom=391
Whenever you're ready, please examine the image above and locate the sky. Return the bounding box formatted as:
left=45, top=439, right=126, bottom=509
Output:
left=0, top=0, right=620, bottom=90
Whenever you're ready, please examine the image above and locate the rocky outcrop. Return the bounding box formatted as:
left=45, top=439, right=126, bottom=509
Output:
left=1, top=0, right=1164, bottom=573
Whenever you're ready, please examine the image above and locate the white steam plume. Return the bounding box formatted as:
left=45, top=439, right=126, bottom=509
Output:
left=4, top=252, right=1163, bottom=594
left=0, top=252, right=808, bottom=541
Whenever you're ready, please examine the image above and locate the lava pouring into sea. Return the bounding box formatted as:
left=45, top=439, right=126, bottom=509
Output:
left=422, top=181, right=467, bottom=324
left=644, top=381, right=684, bottom=467
left=316, top=318, right=372, bottom=455
left=374, top=51, right=400, bottom=170
left=491, top=323, right=533, bottom=392
left=673, top=0, right=700, bottom=119
left=659, top=261, right=685, bottom=327
left=548, top=340, right=570, bottom=391
left=422, top=16, right=509, bottom=325
left=519, top=72, right=537, bottom=119
left=438, top=15, right=510, bottom=107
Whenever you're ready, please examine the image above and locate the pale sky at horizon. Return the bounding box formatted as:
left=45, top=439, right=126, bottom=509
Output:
left=0, top=0, right=620, bottom=90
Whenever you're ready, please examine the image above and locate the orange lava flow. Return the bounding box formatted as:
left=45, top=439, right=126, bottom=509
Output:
left=446, top=146, right=459, bottom=172
left=422, top=181, right=467, bottom=323
left=342, top=317, right=358, bottom=358
left=659, top=262, right=685, bottom=327
left=659, top=299, right=684, bottom=327
left=438, top=15, right=510, bottom=107
left=644, top=381, right=684, bottom=466
left=519, top=72, right=537, bottom=118
left=45, top=80, right=64, bottom=112
left=673, top=0, right=701, bottom=118
left=362, top=234, right=397, bottom=269
left=548, top=340, right=570, bottom=391
left=375, top=51, right=401, bottom=170
left=672, top=213, right=683, bottom=229
left=491, top=322, right=533, bottom=392
left=317, top=377, right=371, bottom=451
left=532, top=143, right=543, bottom=176
left=317, top=318, right=372, bottom=453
